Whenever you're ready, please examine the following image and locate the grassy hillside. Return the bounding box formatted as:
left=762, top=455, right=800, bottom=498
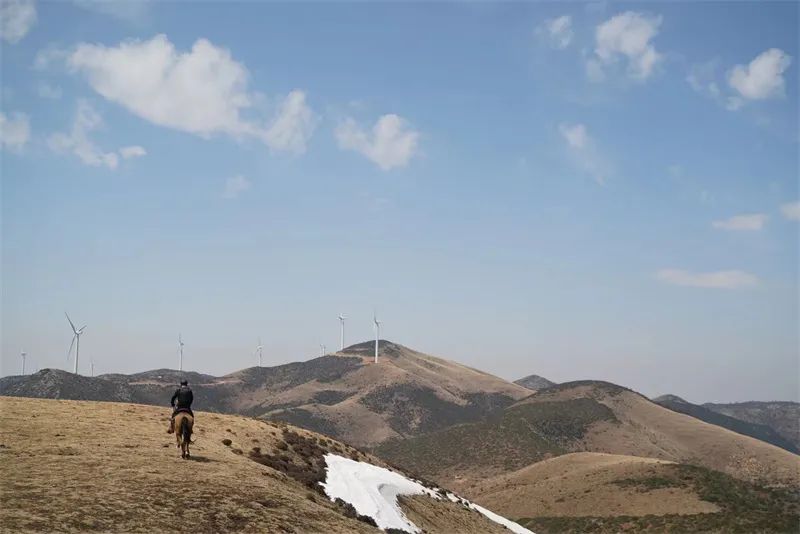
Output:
left=376, top=381, right=800, bottom=491
left=0, top=396, right=507, bottom=533
left=376, top=397, right=617, bottom=482
left=518, top=462, right=799, bottom=533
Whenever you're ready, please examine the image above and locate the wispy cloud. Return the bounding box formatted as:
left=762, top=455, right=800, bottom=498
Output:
left=336, top=114, right=419, bottom=171
left=536, top=15, right=573, bottom=50
left=780, top=201, right=800, bottom=221
left=558, top=122, right=609, bottom=185
left=36, top=82, right=62, bottom=100
left=48, top=100, right=144, bottom=169
left=223, top=175, right=251, bottom=199
left=0, top=0, right=36, bottom=44
left=656, top=269, right=759, bottom=289
left=73, top=0, right=151, bottom=22
left=712, top=213, right=767, bottom=231
left=0, top=111, right=31, bottom=152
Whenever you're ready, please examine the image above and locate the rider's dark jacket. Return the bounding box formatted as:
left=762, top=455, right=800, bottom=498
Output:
left=171, top=385, right=194, bottom=415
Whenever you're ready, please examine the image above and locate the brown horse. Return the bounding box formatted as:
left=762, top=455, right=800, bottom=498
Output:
left=174, top=412, right=194, bottom=459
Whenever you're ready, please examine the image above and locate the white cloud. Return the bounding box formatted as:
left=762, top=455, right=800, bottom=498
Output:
left=728, top=48, right=792, bottom=101
left=592, top=11, right=662, bottom=81
left=0, top=0, right=36, bottom=44
left=36, top=82, right=62, bottom=99
left=558, top=122, right=608, bottom=184
left=262, top=90, right=316, bottom=154
left=537, top=15, right=573, bottom=49
left=119, top=145, right=146, bottom=159
left=64, top=34, right=314, bottom=152
left=223, top=175, right=250, bottom=199
left=656, top=269, right=758, bottom=289
left=48, top=100, right=144, bottom=169
left=336, top=114, right=419, bottom=171
left=0, top=111, right=31, bottom=151
left=712, top=213, right=767, bottom=231
left=780, top=201, right=800, bottom=221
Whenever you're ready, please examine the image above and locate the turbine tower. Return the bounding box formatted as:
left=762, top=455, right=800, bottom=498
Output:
left=373, top=313, right=382, bottom=364
left=20, top=350, right=26, bottom=375
left=91, top=359, right=95, bottom=377
left=338, top=314, right=346, bottom=351
left=320, top=343, right=326, bottom=357
left=255, top=338, right=263, bottom=367
left=178, top=333, right=185, bottom=372
left=65, top=312, right=87, bottom=375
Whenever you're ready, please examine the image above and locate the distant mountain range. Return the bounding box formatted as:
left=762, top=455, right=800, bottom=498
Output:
left=652, top=395, right=798, bottom=454
left=703, top=400, right=800, bottom=452
left=0, top=340, right=530, bottom=447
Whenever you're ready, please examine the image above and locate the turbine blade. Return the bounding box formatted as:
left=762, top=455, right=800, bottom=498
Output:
left=67, top=335, right=76, bottom=361
left=65, top=312, right=77, bottom=333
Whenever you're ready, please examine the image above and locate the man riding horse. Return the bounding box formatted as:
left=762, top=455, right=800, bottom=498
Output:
left=168, top=379, right=194, bottom=433
left=168, top=380, right=194, bottom=458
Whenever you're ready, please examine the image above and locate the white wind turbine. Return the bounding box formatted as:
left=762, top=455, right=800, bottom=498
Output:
left=20, top=350, right=26, bottom=375
left=373, top=313, right=382, bottom=364
left=255, top=337, right=263, bottom=367
left=178, top=334, right=185, bottom=372
left=338, top=313, right=347, bottom=351
left=320, top=343, right=326, bottom=357
left=65, top=312, right=87, bottom=375
left=91, top=359, right=95, bottom=377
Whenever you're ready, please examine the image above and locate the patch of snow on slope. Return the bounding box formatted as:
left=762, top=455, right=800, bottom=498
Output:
left=321, top=453, right=533, bottom=534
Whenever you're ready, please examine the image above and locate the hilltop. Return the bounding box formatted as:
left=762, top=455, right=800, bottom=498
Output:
left=653, top=394, right=798, bottom=454
left=514, top=374, right=555, bottom=391
left=0, top=341, right=531, bottom=448
left=0, top=396, right=524, bottom=533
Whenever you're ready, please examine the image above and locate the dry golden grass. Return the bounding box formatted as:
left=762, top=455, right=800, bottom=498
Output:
left=467, top=452, right=719, bottom=519
left=0, top=396, right=377, bottom=533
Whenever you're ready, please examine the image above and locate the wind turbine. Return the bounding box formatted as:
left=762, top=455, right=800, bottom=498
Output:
left=65, top=312, right=87, bottom=375
left=178, top=334, right=185, bottom=372
left=320, top=343, right=326, bottom=357
left=90, top=359, right=95, bottom=377
left=373, top=313, right=382, bottom=364
left=338, top=314, right=347, bottom=351
left=255, top=338, right=263, bottom=367
left=20, top=350, right=26, bottom=375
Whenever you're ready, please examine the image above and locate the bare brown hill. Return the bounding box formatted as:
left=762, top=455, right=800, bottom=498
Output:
left=0, top=341, right=531, bottom=449
left=0, top=396, right=511, bottom=533
left=376, top=380, right=800, bottom=490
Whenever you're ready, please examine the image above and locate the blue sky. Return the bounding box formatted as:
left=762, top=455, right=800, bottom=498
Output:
left=1, top=1, right=797, bottom=402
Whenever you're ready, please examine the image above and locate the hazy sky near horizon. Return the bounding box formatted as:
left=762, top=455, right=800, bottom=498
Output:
left=1, top=1, right=797, bottom=403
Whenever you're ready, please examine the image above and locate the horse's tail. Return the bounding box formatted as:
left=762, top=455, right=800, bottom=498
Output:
left=180, top=416, right=192, bottom=444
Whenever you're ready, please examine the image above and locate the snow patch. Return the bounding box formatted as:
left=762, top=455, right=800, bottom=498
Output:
left=321, top=453, right=533, bottom=534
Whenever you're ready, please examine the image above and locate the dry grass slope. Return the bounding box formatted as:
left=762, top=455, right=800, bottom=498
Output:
left=0, top=396, right=503, bottom=533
